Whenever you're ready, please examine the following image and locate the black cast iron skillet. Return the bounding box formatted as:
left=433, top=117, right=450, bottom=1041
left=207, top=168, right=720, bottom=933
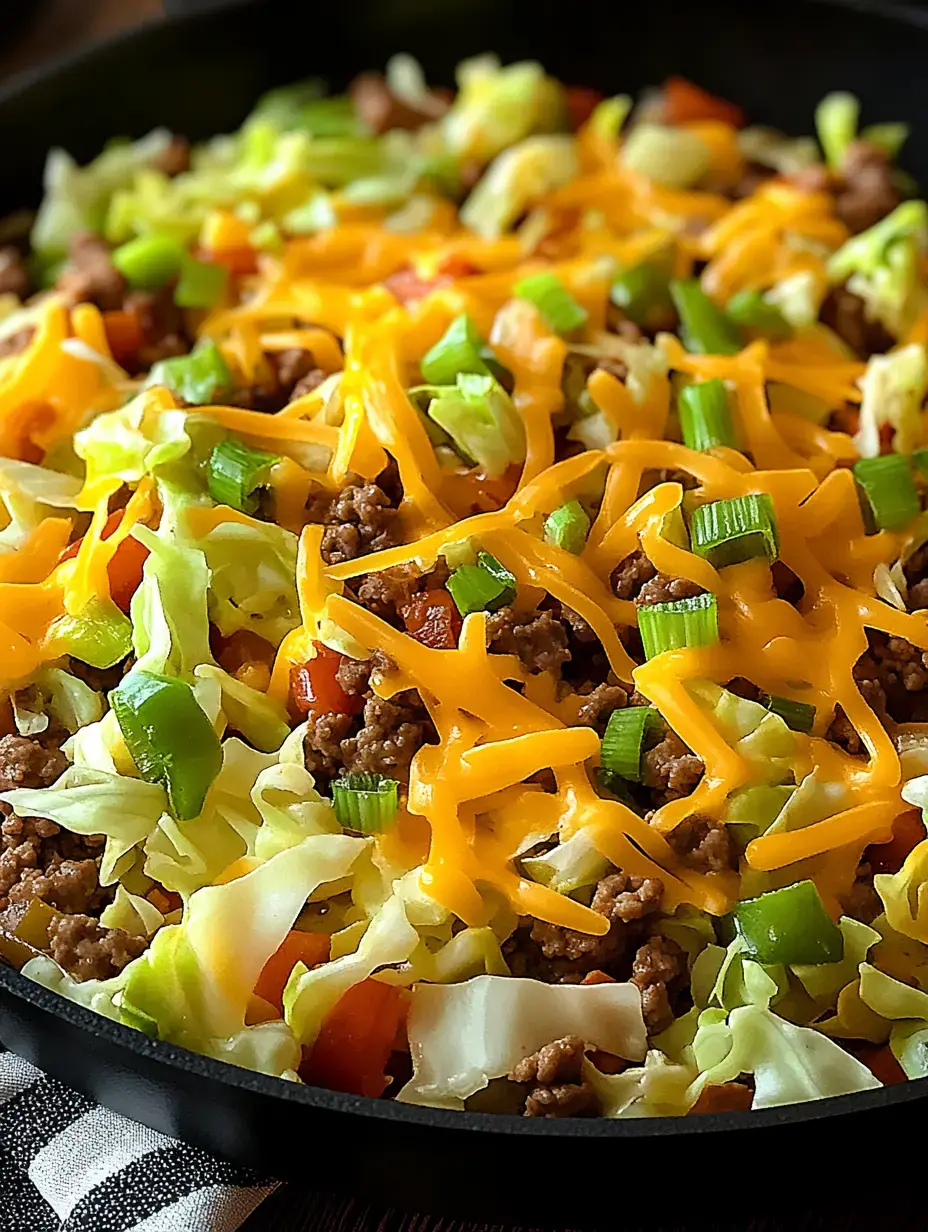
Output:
left=2, top=0, right=928, bottom=1221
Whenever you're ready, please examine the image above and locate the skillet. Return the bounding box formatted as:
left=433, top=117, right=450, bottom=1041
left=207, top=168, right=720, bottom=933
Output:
left=1, top=0, right=928, bottom=1220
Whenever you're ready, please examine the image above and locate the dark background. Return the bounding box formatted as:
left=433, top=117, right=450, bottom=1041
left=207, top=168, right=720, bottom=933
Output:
left=0, top=2, right=921, bottom=1229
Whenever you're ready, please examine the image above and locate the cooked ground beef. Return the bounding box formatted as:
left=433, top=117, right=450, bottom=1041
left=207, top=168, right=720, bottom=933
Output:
left=835, top=141, right=901, bottom=235
left=840, top=860, right=882, bottom=925
left=56, top=232, right=126, bottom=311
left=505, top=872, right=665, bottom=984
left=576, top=683, right=628, bottom=733
left=152, top=135, right=191, bottom=178
left=0, top=734, right=67, bottom=792
left=631, top=934, right=686, bottom=1031
left=0, top=246, right=29, bottom=299
left=124, top=285, right=190, bottom=370
left=303, top=710, right=355, bottom=783
left=350, top=72, right=449, bottom=134
left=904, top=544, right=928, bottom=612
left=303, top=687, right=434, bottom=790
left=0, top=326, right=34, bottom=359
left=611, top=550, right=657, bottom=601
left=509, top=1035, right=600, bottom=1119
left=666, top=815, right=736, bottom=873
left=233, top=349, right=327, bottom=413
left=820, top=285, right=895, bottom=358
left=486, top=606, right=571, bottom=673
left=308, top=476, right=400, bottom=566
left=45, top=913, right=147, bottom=983
left=352, top=560, right=451, bottom=626
left=635, top=573, right=705, bottom=607
left=641, top=729, right=705, bottom=806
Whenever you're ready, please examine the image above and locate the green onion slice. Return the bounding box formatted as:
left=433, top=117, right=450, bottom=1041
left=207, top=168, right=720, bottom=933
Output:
left=112, top=234, right=185, bottom=290
left=332, top=773, right=400, bottom=833
left=760, top=693, right=816, bottom=734
left=638, top=592, right=719, bottom=660
left=147, top=339, right=232, bottom=405
left=725, top=289, right=791, bottom=340
left=447, top=551, right=516, bottom=617
left=609, top=262, right=673, bottom=329
left=670, top=279, right=742, bottom=355
left=544, top=499, right=591, bottom=555
left=175, top=256, right=228, bottom=309
left=600, top=706, right=660, bottom=782
left=421, top=314, right=492, bottom=385
left=690, top=494, right=780, bottom=568
left=111, top=670, right=223, bottom=821
left=208, top=438, right=281, bottom=514
left=514, top=272, right=589, bottom=335
left=734, top=880, right=844, bottom=965
left=853, top=454, right=921, bottom=531
left=910, top=447, right=928, bottom=477
left=678, top=378, right=737, bottom=452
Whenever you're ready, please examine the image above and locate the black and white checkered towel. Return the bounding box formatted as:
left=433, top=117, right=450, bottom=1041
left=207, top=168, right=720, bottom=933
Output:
left=0, top=1048, right=277, bottom=1232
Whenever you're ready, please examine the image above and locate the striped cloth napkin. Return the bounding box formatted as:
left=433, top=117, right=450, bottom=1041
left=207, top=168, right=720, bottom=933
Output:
left=0, top=1048, right=277, bottom=1232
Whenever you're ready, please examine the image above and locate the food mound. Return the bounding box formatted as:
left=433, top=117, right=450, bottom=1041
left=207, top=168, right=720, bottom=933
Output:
left=1, top=58, right=927, bottom=1118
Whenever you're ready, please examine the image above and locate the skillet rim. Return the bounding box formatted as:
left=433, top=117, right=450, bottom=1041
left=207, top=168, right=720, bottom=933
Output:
left=1, top=0, right=928, bottom=1143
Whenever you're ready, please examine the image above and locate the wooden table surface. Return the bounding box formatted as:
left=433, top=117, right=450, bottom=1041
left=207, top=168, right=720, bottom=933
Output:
left=0, top=4, right=911, bottom=1229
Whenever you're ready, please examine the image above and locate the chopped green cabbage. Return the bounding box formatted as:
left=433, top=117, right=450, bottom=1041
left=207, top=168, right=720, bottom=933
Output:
left=854, top=343, right=928, bottom=458
left=460, top=135, right=577, bottom=239
left=442, top=57, right=567, bottom=164
left=621, top=125, right=711, bottom=189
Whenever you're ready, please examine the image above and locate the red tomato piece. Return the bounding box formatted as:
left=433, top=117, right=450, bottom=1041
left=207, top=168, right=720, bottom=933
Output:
left=299, top=978, right=409, bottom=1098
left=868, top=809, right=927, bottom=875
left=402, top=589, right=462, bottom=649
left=662, top=76, right=745, bottom=128
left=255, top=931, right=331, bottom=1015
left=289, top=642, right=364, bottom=718
left=565, top=85, right=604, bottom=130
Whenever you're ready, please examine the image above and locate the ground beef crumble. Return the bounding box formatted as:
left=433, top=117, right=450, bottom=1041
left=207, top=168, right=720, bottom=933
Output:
left=486, top=606, right=571, bottom=673
left=641, top=729, right=705, bottom=806
left=666, top=815, right=736, bottom=873
left=45, top=914, right=147, bottom=983
left=0, top=246, right=29, bottom=299
left=840, top=860, right=882, bottom=925
left=576, top=683, right=628, bottom=733
left=308, top=475, right=400, bottom=566
left=631, top=934, right=687, bottom=1031
left=611, top=550, right=657, bottom=601
left=509, top=1035, right=600, bottom=1118
left=635, top=573, right=705, bottom=608
left=231, top=348, right=327, bottom=413
left=56, top=232, right=126, bottom=311
left=820, top=285, right=895, bottom=358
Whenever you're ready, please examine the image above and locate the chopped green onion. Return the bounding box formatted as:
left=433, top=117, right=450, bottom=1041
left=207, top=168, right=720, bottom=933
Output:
left=47, top=598, right=132, bottom=669
left=815, top=91, right=859, bottom=170
left=112, top=234, right=185, bottom=290
left=860, top=122, right=909, bottom=161
left=447, top=551, right=516, bottom=616
left=734, top=880, right=844, bottom=965
left=174, top=256, right=228, bottom=309
left=420, top=314, right=492, bottom=385
left=760, top=694, right=816, bottom=734
left=678, top=378, right=737, bottom=452
left=111, top=670, right=223, bottom=821
left=207, top=438, right=281, bottom=514
left=426, top=373, right=525, bottom=478
left=609, top=262, right=674, bottom=329
left=911, top=448, right=928, bottom=477
left=514, top=272, right=589, bottom=334
left=638, top=592, right=719, bottom=660
left=670, top=279, right=742, bottom=355
left=690, top=494, right=780, bottom=568
left=331, top=773, right=399, bottom=833
left=600, top=706, right=660, bottom=782
left=853, top=454, right=920, bottom=531
left=725, top=289, right=791, bottom=340
left=146, top=339, right=232, bottom=405
left=544, top=499, right=591, bottom=554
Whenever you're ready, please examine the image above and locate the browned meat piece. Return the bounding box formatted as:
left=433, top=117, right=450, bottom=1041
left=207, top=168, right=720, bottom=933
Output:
left=905, top=544, right=928, bottom=612
left=689, top=1082, right=754, bottom=1114
left=635, top=573, right=705, bottom=607
left=6, top=857, right=102, bottom=916
left=0, top=810, right=106, bottom=918
left=631, top=934, right=686, bottom=1031
left=486, top=606, right=570, bottom=673
left=309, top=478, right=400, bottom=566
left=355, top=564, right=421, bottom=622
left=45, top=913, right=147, bottom=982
left=350, top=72, right=449, bottom=135
left=576, top=683, right=628, bottom=733
left=0, top=246, right=29, bottom=298
left=835, top=141, right=901, bottom=234
left=666, top=815, right=736, bottom=873
left=0, top=734, right=67, bottom=792
left=789, top=163, right=832, bottom=194
left=0, top=326, right=34, bottom=359
left=641, top=729, right=704, bottom=805
left=509, top=1035, right=600, bottom=1119
left=592, top=872, right=665, bottom=923
left=820, top=286, right=895, bottom=358
left=122, top=285, right=190, bottom=370
left=56, top=232, right=126, bottom=311
left=303, top=711, right=355, bottom=784
left=151, top=135, right=191, bottom=178
left=341, top=693, right=434, bottom=781
left=611, top=550, right=657, bottom=601
left=840, top=860, right=882, bottom=924
left=334, top=657, right=373, bottom=697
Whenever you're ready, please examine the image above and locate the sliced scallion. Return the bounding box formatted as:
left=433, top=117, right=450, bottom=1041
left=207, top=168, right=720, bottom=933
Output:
left=331, top=773, right=399, bottom=833
left=911, top=447, right=928, bottom=477
left=448, top=550, right=517, bottom=616
left=600, top=706, right=660, bottom=782
left=421, top=314, right=491, bottom=385
left=514, top=272, right=588, bottom=335
left=690, top=494, right=780, bottom=568
left=760, top=693, right=816, bottom=734
left=853, top=455, right=921, bottom=531
left=725, top=289, right=791, bottom=341
left=638, top=592, right=719, bottom=660
left=207, top=438, right=281, bottom=514
left=174, top=256, right=228, bottom=309
left=670, top=279, right=742, bottom=356
left=112, top=234, right=185, bottom=290
left=146, top=339, right=232, bottom=405
left=544, top=499, right=591, bottom=555
left=609, top=262, right=673, bottom=329
left=678, top=378, right=737, bottom=452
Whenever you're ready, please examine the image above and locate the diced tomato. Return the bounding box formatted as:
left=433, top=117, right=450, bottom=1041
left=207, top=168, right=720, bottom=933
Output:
left=288, top=642, right=364, bottom=718
left=402, top=588, right=462, bottom=649
left=255, top=930, right=331, bottom=1015
left=661, top=77, right=745, bottom=129
left=147, top=887, right=183, bottom=915
left=102, top=309, right=142, bottom=365
left=852, top=1044, right=907, bottom=1086
left=196, top=246, right=257, bottom=276
left=580, top=970, right=616, bottom=986
left=565, top=85, right=604, bottom=131
left=383, top=267, right=450, bottom=304
left=436, top=253, right=479, bottom=279
left=59, top=510, right=150, bottom=613
left=868, top=809, right=927, bottom=875
left=214, top=628, right=275, bottom=675
left=299, top=978, right=409, bottom=1098
left=688, top=1082, right=754, bottom=1114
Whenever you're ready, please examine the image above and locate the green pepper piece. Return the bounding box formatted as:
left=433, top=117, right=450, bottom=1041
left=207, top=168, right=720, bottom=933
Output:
left=110, top=670, right=222, bottom=821
left=733, top=880, right=844, bottom=966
